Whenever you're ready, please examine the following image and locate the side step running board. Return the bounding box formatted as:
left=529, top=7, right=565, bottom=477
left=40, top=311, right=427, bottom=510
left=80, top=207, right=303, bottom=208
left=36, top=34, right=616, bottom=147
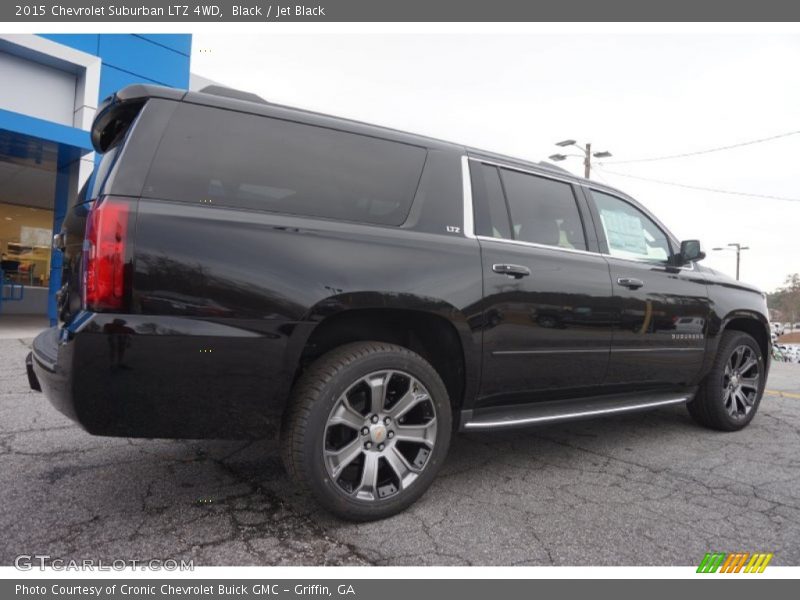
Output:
left=461, top=390, right=696, bottom=431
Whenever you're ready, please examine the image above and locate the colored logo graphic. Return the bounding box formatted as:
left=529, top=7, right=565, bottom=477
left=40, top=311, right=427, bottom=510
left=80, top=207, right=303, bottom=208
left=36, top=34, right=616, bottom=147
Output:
left=697, top=552, right=773, bottom=573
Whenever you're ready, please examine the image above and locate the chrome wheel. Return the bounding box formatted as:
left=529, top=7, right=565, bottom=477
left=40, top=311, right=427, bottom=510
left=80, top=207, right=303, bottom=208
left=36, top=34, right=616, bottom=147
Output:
left=722, top=345, right=761, bottom=419
left=323, top=370, right=437, bottom=501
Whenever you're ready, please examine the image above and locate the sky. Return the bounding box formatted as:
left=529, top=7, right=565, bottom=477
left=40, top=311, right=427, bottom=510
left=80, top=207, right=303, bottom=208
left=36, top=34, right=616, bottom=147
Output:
left=192, top=33, right=800, bottom=292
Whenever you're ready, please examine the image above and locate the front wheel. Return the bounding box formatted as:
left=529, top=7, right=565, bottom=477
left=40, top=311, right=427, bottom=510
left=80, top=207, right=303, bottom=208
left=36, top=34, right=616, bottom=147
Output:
left=687, top=330, right=766, bottom=431
left=281, top=342, right=452, bottom=521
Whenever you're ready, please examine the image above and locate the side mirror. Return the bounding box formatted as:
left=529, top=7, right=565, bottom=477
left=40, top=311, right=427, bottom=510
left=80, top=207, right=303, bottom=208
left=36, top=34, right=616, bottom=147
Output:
left=676, top=239, right=705, bottom=265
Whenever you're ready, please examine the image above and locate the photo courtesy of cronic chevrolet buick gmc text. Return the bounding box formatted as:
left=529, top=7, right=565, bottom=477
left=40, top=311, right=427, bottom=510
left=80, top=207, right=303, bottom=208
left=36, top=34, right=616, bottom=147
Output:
left=27, top=84, right=771, bottom=521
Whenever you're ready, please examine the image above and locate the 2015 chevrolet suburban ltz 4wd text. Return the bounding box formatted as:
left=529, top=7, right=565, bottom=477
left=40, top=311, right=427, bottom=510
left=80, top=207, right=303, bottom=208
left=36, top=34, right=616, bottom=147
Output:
left=27, top=84, right=771, bottom=521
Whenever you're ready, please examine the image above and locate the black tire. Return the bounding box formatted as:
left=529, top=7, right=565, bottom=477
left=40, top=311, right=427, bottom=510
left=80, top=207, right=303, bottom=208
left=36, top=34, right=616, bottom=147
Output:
left=280, top=341, right=452, bottom=521
left=687, top=330, right=766, bottom=431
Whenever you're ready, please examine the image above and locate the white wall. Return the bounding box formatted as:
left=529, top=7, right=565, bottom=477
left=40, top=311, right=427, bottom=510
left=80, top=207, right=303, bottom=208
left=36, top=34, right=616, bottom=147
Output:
left=0, top=51, right=76, bottom=126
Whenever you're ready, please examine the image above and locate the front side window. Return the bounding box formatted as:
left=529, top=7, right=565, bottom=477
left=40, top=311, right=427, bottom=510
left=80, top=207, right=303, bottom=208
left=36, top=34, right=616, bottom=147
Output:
left=499, top=168, right=587, bottom=251
left=591, top=190, right=671, bottom=262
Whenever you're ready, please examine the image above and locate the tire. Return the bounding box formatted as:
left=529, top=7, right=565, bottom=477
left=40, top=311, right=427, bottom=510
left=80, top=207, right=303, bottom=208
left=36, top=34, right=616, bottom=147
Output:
left=687, top=330, right=766, bottom=431
left=280, top=341, right=452, bottom=521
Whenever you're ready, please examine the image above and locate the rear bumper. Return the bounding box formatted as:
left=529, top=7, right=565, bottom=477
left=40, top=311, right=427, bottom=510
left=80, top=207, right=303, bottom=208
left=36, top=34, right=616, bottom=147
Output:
left=29, top=312, right=297, bottom=439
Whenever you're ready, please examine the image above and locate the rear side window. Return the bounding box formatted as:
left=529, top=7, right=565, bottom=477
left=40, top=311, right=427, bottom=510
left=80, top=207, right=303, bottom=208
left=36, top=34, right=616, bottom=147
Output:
left=471, top=162, right=511, bottom=239
left=499, top=168, right=587, bottom=251
left=144, top=103, right=427, bottom=226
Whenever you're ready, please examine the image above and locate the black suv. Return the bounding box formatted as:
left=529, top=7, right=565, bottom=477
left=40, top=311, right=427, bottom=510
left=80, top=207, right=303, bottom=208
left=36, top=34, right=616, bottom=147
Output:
left=28, top=85, right=770, bottom=521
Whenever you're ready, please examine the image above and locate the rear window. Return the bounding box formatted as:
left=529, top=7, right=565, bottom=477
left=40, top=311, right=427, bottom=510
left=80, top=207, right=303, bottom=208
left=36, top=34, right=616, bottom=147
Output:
left=143, top=103, right=427, bottom=226
left=90, top=144, right=121, bottom=200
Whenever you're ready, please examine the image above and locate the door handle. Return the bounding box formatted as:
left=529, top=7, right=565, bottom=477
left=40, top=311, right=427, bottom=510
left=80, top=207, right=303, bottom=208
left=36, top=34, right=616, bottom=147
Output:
left=493, top=264, right=531, bottom=279
left=617, top=277, right=644, bottom=289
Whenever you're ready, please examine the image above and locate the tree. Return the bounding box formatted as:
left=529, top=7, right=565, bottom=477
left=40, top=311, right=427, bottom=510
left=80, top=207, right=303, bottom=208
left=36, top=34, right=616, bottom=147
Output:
left=768, top=273, right=800, bottom=324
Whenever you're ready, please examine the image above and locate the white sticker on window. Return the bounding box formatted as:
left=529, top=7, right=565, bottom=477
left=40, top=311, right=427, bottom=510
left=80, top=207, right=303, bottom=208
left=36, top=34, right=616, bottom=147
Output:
left=600, top=210, right=646, bottom=255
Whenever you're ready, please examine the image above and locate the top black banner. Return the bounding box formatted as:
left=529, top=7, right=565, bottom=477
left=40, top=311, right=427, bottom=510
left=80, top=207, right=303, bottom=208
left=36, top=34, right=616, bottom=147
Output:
left=4, top=0, right=800, bottom=22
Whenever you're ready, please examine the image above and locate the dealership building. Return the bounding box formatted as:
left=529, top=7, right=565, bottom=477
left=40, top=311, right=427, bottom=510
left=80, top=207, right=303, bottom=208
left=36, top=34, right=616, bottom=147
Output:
left=0, top=34, right=191, bottom=323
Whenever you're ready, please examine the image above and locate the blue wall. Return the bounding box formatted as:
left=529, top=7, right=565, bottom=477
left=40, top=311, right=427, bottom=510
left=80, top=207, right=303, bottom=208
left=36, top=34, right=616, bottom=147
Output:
left=40, top=34, right=191, bottom=100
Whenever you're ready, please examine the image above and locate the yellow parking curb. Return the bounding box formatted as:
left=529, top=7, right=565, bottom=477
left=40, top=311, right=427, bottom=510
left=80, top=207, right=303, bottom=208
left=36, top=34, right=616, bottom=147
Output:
left=765, top=389, right=800, bottom=399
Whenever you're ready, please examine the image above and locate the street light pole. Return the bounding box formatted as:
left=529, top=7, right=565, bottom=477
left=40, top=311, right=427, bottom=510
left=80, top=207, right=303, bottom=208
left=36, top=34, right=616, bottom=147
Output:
left=712, top=243, right=750, bottom=280
left=549, top=140, right=612, bottom=179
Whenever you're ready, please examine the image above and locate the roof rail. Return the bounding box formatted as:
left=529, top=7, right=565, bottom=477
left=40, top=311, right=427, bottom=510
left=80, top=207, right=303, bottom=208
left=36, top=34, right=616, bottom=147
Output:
left=537, top=161, right=573, bottom=175
left=198, top=85, right=269, bottom=105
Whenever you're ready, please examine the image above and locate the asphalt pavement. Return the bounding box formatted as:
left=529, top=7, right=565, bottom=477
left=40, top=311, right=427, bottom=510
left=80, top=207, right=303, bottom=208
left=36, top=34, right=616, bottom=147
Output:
left=1, top=335, right=798, bottom=566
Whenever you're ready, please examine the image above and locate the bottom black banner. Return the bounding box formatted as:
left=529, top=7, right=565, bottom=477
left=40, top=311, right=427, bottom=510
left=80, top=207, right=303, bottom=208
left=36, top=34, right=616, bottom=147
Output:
left=3, top=579, right=796, bottom=600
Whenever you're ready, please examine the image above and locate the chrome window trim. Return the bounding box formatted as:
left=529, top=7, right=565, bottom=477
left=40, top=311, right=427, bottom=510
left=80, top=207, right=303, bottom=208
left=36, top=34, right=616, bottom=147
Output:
left=476, top=235, right=602, bottom=259
left=461, top=155, right=476, bottom=239
left=462, top=155, right=697, bottom=271
left=601, top=252, right=696, bottom=272
left=471, top=156, right=580, bottom=187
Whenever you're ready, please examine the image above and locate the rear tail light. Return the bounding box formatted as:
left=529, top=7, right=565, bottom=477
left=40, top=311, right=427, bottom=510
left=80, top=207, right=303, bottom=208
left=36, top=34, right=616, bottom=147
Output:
left=82, top=197, right=132, bottom=311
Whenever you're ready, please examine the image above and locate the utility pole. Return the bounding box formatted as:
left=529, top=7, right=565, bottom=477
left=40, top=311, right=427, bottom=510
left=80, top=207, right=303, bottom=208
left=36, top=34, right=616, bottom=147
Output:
left=584, top=142, right=592, bottom=179
left=549, top=140, right=612, bottom=179
left=712, top=243, right=750, bottom=280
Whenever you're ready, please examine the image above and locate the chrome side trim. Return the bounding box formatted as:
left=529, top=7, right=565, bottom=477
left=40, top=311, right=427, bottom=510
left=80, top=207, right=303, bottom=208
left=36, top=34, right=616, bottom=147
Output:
left=461, top=155, right=476, bottom=239
left=611, top=347, right=704, bottom=353
left=493, top=348, right=609, bottom=356
left=463, top=395, right=691, bottom=430
left=493, top=347, right=704, bottom=356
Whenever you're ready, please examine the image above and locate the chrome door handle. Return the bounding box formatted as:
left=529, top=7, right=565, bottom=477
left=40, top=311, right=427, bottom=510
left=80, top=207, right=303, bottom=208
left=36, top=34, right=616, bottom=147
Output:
left=493, top=264, right=531, bottom=279
left=617, top=277, right=644, bottom=289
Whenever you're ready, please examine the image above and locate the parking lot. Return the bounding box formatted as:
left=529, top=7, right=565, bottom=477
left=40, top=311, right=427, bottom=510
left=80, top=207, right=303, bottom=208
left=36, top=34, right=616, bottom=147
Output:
left=1, top=333, right=799, bottom=566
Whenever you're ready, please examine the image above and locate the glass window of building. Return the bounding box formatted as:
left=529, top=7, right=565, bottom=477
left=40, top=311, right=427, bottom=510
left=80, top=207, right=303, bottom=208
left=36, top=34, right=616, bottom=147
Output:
left=0, top=202, right=54, bottom=288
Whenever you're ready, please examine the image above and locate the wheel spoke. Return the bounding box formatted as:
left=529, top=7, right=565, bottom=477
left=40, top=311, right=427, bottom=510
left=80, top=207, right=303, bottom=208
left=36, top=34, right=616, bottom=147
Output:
left=329, top=399, right=365, bottom=430
left=395, top=419, right=437, bottom=446
left=367, top=372, right=389, bottom=415
left=723, top=387, right=732, bottom=406
left=389, top=388, right=428, bottom=419
left=738, top=389, right=755, bottom=407
left=739, top=356, right=757, bottom=376
left=325, top=438, right=363, bottom=478
left=729, top=348, right=741, bottom=371
left=740, top=376, right=759, bottom=391
left=384, top=446, right=418, bottom=489
left=356, top=452, right=380, bottom=499
left=733, top=389, right=750, bottom=412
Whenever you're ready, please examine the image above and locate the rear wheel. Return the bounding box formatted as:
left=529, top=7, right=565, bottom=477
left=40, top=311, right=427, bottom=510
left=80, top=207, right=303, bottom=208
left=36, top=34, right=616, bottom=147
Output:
left=281, top=342, right=452, bottom=521
left=687, top=330, right=765, bottom=431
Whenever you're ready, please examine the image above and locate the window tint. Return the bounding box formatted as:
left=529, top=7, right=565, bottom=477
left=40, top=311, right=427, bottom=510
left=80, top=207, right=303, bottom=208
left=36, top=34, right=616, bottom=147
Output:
left=499, top=169, right=587, bottom=250
left=470, top=162, right=511, bottom=239
left=90, top=144, right=121, bottom=200
left=144, top=104, right=427, bottom=226
left=591, top=190, right=671, bottom=262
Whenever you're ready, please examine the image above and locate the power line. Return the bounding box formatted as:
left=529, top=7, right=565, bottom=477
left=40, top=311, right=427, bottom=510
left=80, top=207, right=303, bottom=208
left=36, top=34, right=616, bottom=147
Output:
left=599, top=130, right=800, bottom=165
left=595, top=167, right=800, bottom=202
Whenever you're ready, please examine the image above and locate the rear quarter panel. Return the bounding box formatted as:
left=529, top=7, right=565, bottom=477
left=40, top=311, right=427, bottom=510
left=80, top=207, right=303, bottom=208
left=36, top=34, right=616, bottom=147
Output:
left=117, top=195, right=482, bottom=437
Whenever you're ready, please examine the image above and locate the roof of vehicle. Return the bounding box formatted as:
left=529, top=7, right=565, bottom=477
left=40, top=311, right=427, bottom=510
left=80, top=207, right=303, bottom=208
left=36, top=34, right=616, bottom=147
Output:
left=104, top=83, right=629, bottom=197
